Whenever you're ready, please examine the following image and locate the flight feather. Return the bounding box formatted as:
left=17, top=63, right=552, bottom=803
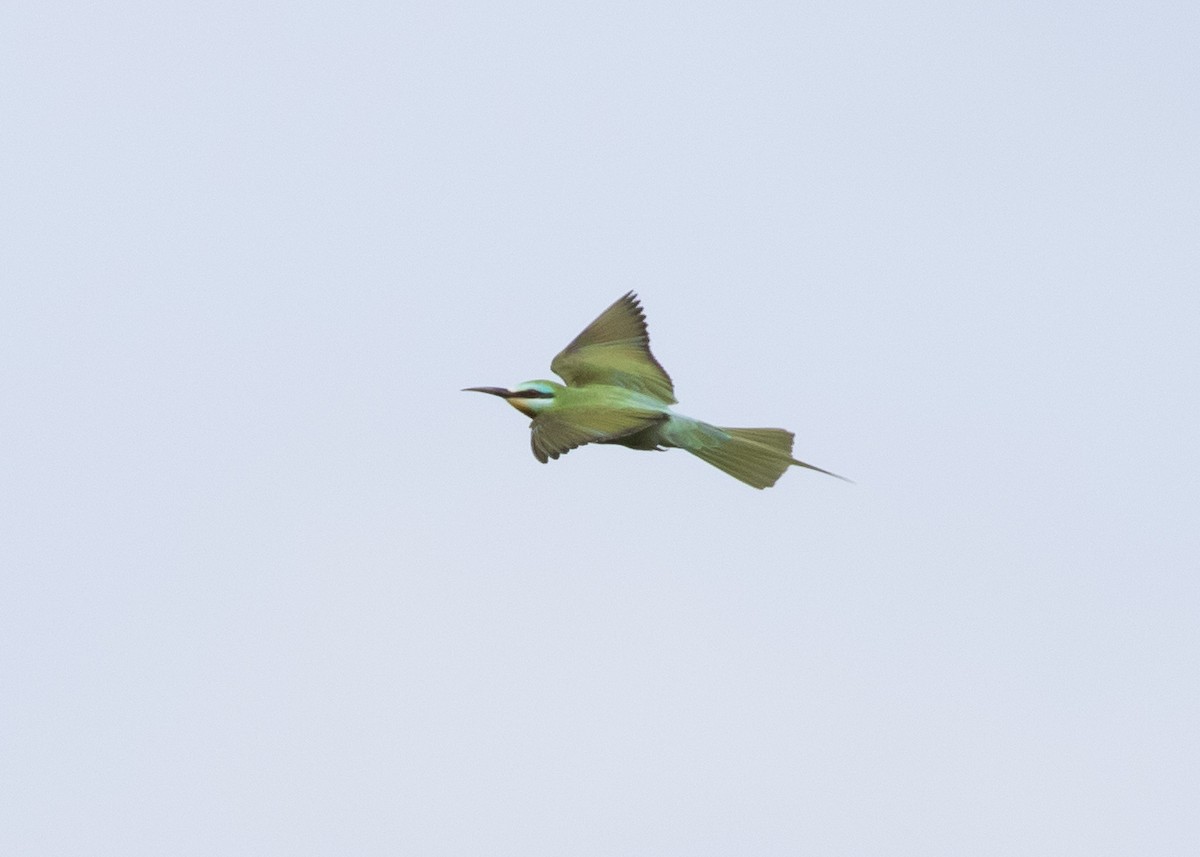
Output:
left=550, top=292, right=676, bottom=404
left=530, top=406, right=667, bottom=463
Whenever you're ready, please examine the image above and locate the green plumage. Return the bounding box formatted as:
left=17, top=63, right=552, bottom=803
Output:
left=529, top=394, right=667, bottom=463
left=464, top=293, right=847, bottom=488
left=550, top=292, right=677, bottom=404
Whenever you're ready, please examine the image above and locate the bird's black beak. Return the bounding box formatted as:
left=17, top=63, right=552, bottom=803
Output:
left=462, top=386, right=513, bottom=398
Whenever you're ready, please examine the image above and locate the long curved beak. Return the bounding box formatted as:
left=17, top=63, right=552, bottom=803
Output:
left=462, top=386, right=513, bottom=398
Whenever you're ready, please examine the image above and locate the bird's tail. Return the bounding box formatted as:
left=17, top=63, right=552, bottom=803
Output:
left=670, top=420, right=847, bottom=489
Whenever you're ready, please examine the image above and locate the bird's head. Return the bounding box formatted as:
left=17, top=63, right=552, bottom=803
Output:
left=462, top=379, right=563, bottom=417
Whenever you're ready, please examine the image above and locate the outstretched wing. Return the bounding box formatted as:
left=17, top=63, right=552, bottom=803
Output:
left=550, top=292, right=676, bottom=404
left=530, top=406, right=667, bottom=463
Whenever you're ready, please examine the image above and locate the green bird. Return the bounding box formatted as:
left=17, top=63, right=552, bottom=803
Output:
left=464, top=292, right=847, bottom=489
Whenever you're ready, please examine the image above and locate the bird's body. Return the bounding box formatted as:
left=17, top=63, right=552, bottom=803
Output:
left=465, top=292, right=845, bottom=489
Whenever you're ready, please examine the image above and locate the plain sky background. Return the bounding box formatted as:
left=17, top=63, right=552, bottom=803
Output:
left=3, top=2, right=1198, bottom=854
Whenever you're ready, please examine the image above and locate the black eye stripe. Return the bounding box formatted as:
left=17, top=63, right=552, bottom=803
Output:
left=511, top=389, right=554, bottom=399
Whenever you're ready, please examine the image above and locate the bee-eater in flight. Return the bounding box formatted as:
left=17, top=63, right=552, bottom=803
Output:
left=464, top=292, right=847, bottom=489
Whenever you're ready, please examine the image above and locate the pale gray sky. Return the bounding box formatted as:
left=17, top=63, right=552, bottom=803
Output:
left=3, top=2, right=1198, bottom=855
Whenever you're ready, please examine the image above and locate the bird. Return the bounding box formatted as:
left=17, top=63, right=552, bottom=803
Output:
left=464, top=292, right=847, bottom=489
